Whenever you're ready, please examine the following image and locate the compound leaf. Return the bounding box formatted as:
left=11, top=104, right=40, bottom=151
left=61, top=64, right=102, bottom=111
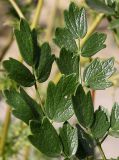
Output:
left=56, top=48, right=79, bottom=80
left=4, top=89, right=43, bottom=124
left=91, top=106, right=110, bottom=139
left=20, top=88, right=44, bottom=120
left=35, top=42, right=55, bottom=83
left=109, top=103, right=119, bottom=138
left=64, top=2, right=87, bottom=39
left=72, top=85, right=94, bottom=128
left=86, top=0, right=115, bottom=15
left=54, top=28, right=78, bottom=52
left=81, top=32, right=106, bottom=57
left=15, top=19, right=37, bottom=66
left=111, top=103, right=119, bottom=130
left=83, top=57, right=115, bottom=90
left=76, top=125, right=94, bottom=159
left=29, top=118, right=62, bottom=157
left=45, top=74, right=78, bottom=122
left=3, top=58, right=35, bottom=87
left=60, top=122, right=78, bottom=157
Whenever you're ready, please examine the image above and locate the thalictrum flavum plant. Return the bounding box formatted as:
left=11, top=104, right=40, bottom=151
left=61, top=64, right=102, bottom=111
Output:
left=3, top=2, right=119, bottom=160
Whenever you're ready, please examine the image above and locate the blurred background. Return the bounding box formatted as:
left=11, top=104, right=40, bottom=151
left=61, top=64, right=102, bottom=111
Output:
left=0, top=0, right=119, bottom=159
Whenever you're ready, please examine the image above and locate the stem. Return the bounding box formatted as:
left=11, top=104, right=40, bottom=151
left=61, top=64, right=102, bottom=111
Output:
left=31, top=0, right=43, bottom=29
left=0, top=107, right=11, bottom=156
left=23, top=146, right=30, bottom=160
left=34, top=82, right=44, bottom=111
left=78, top=40, right=82, bottom=84
left=0, top=0, right=43, bottom=158
left=31, top=0, right=44, bottom=111
left=0, top=33, right=14, bottom=160
left=80, top=13, right=104, bottom=47
left=8, top=0, right=25, bottom=19
left=97, top=142, right=107, bottom=160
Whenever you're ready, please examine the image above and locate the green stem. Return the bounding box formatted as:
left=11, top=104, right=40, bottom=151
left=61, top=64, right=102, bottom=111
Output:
left=0, top=107, right=11, bottom=156
left=80, top=13, right=104, bottom=48
left=8, top=0, right=25, bottom=19
left=97, top=142, right=107, bottom=160
left=34, top=82, right=44, bottom=111
left=79, top=61, right=82, bottom=84
left=31, top=0, right=44, bottom=111
left=78, top=40, right=82, bottom=84
left=0, top=0, right=43, bottom=158
left=31, top=0, right=43, bottom=29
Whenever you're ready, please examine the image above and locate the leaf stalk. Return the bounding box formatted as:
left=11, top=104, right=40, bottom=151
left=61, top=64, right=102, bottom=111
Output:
left=97, top=142, right=107, bottom=160
left=34, top=82, right=44, bottom=111
left=31, top=0, right=43, bottom=29
left=8, top=0, right=25, bottom=19
left=80, top=13, right=104, bottom=47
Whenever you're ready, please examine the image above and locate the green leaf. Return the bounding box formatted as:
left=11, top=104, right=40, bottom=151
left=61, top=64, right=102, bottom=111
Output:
left=72, top=85, right=94, bottom=128
left=35, top=43, right=55, bottom=83
left=83, top=57, right=115, bottom=90
left=28, top=118, right=62, bottom=157
left=91, top=106, right=110, bottom=139
left=76, top=125, right=94, bottom=159
left=20, top=88, right=44, bottom=120
left=3, top=58, right=35, bottom=87
left=45, top=74, right=78, bottom=122
left=31, top=29, right=40, bottom=66
left=86, top=0, right=115, bottom=15
left=60, top=122, right=78, bottom=157
left=109, top=19, right=119, bottom=29
left=14, top=19, right=38, bottom=66
left=81, top=32, right=106, bottom=57
left=56, top=48, right=79, bottom=80
left=64, top=2, right=87, bottom=39
left=4, top=89, right=43, bottom=124
left=54, top=28, right=78, bottom=52
left=109, top=103, right=119, bottom=138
